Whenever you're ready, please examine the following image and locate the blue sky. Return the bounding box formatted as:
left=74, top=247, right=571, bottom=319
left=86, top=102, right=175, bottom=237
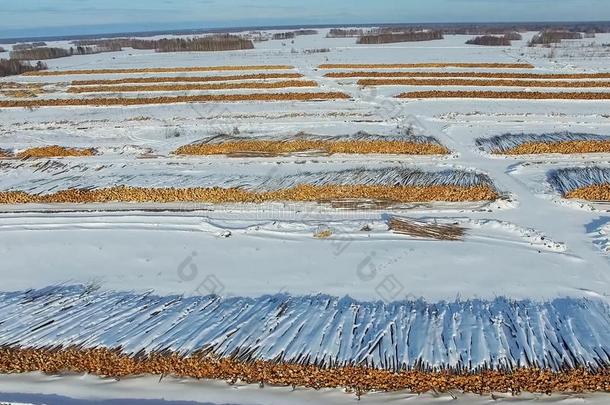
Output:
left=1, top=0, right=609, bottom=38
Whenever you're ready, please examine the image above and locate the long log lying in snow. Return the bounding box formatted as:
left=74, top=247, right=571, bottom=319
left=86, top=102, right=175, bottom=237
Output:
left=0, top=184, right=497, bottom=204
left=319, top=63, right=534, bottom=69
left=0, top=92, right=351, bottom=108
left=175, top=134, right=449, bottom=156
left=2, top=347, right=609, bottom=395
left=359, top=78, right=610, bottom=88
left=68, top=80, right=319, bottom=93
left=476, top=133, right=610, bottom=155
left=72, top=73, right=304, bottom=85
left=23, top=65, right=295, bottom=76
left=397, top=90, right=610, bottom=100
left=0, top=167, right=498, bottom=204
left=326, top=71, right=610, bottom=79
left=0, top=286, right=609, bottom=394
left=549, top=167, right=610, bottom=200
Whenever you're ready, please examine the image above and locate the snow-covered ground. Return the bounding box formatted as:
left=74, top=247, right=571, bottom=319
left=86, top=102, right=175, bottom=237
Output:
left=3, top=372, right=610, bottom=405
left=2, top=28, right=610, bottom=404
left=2, top=372, right=610, bottom=405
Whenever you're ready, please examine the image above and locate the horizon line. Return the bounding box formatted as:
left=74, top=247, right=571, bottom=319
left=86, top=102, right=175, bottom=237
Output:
left=1, top=19, right=610, bottom=44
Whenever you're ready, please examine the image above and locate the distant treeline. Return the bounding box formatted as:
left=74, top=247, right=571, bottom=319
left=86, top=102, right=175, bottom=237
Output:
left=443, top=28, right=521, bottom=35
left=327, top=27, right=513, bottom=39
left=10, top=45, right=120, bottom=60
left=0, top=59, right=47, bottom=77
left=272, top=30, right=318, bottom=40
left=74, top=34, right=254, bottom=52
left=3, top=20, right=610, bottom=43
left=74, top=38, right=157, bottom=49
left=529, top=31, right=583, bottom=46
left=155, top=36, right=254, bottom=52
left=294, top=29, right=318, bottom=36
left=420, top=22, right=610, bottom=34
left=503, top=32, right=523, bottom=40
left=326, top=28, right=365, bottom=38
left=466, top=35, right=515, bottom=46
left=247, top=31, right=269, bottom=42
left=349, top=23, right=610, bottom=38
left=9, top=35, right=255, bottom=60
left=537, top=23, right=610, bottom=34
left=357, top=30, right=443, bottom=44
left=272, top=32, right=295, bottom=40
left=12, top=42, right=47, bottom=51
left=326, top=23, right=608, bottom=41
